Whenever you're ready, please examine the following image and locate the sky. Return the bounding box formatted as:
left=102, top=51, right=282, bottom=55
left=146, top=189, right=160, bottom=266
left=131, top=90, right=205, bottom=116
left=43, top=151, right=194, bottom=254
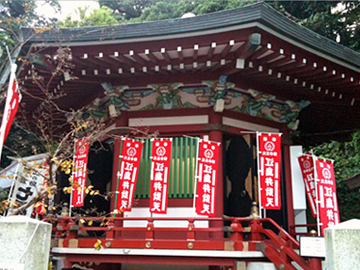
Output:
left=36, top=0, right=100, bottom=21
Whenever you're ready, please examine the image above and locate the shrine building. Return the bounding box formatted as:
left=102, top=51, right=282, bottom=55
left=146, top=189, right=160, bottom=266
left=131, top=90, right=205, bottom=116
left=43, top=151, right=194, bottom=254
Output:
left=12, top=2, right=360, bottom=270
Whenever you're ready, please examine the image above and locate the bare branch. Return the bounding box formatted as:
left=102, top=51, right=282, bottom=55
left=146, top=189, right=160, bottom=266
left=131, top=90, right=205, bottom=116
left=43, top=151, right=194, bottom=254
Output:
left=8, top=185, right=57, bottom=216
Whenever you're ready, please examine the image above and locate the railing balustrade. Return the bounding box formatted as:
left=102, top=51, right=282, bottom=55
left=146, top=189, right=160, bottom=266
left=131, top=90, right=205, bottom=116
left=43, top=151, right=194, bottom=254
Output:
left=47, top=216, right=322, bottom=270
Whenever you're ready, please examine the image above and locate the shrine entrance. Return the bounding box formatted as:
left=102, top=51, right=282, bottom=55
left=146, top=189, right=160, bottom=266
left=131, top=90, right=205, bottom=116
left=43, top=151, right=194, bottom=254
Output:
left=224, top=135, right=253, bottom=218
left=223, top=134, right=288, bottom=230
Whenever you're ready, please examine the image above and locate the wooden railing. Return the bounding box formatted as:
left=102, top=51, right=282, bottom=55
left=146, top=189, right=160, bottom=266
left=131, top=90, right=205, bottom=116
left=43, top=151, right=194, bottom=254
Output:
left=47, top=216, right=323, bottom=270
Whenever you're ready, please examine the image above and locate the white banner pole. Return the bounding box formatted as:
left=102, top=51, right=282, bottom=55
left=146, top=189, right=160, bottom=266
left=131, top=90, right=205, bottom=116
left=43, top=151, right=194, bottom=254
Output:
left=192, top=137, right=200, bottom=217
left=256, top=132, right=263, bottom=219
left=5, top=161, right=21, bottom=216
left=312, top=154, right=321, bottom=236
left=69, top=139, right=78, bottom=218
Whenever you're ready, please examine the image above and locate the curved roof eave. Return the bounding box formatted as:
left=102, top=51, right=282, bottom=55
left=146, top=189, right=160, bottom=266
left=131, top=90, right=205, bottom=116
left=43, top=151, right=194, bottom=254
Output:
left=20, top=2, right=360, bottom=72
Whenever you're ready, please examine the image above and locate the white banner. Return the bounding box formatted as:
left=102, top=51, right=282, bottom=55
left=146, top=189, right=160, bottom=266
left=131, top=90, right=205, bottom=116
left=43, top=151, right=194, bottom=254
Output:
left=6, top=154, right=53, bottom=217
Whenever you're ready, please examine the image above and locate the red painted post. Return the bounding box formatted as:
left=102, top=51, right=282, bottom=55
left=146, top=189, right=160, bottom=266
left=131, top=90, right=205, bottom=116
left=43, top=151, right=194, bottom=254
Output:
left=309, top=230, right=323, bottom=270
left=111, top=113, right=128, bottom=238
left=208, top=109, right=224, bottom=240
left=230, top=219, right=244, bottom=251
left=111, top=112, right=128, bottom=239
left=279, top=235, right=292, bottom=266
left=64, top=218, right=78, bottom=248
left=187, top=219, right=195, bottom=241
left=281, top=131, right=295, bottom=239
left=55, top=218, right=66, bottom=239
left=309, top=258, right=322, bottom=270
left=106, top=218, right=115, bottom=240
left=146, top=218, right=154, bottom=241
left=248, top=219, right=264, bottom=241
left=65, top=258, right=73, bottom=268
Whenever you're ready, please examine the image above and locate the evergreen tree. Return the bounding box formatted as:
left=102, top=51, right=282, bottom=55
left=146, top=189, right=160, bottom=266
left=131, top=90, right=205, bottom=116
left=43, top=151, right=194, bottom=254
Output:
left=98, top=0, right=256, bottom=23
left=98, top=0, right=157, bottom=20
left=273, top=1, right=360, bottom=52
left=60, top=6, right=118, bottom=28
left=311, top=132, right=360, bottom=221
left=0, top=0, right=60, bottom=77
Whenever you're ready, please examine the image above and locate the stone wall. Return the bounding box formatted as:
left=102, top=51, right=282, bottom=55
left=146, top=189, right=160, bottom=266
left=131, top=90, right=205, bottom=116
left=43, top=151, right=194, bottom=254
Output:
left=0, top=216, right=51, bottom=270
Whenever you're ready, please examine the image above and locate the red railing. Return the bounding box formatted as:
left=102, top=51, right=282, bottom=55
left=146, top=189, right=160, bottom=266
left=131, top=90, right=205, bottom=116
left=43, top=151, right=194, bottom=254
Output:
left=48, top=216, right=322, bottom=270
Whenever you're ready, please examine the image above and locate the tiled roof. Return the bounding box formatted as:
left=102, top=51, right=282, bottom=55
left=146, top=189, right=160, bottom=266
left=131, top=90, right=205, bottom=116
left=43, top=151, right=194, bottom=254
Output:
left=21, top=2, right=360, bottom=69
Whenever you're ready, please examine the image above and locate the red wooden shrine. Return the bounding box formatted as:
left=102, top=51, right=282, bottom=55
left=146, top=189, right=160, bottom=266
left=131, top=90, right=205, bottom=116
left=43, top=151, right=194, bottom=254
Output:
left=11, top=2, right=360, bottom=270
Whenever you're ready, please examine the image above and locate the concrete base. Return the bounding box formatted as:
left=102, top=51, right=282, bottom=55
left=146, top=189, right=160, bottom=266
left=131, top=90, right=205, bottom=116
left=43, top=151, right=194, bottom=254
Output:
left=247, top=262, right=276, bottom=270
left=0, top=216, right=52, bottom=270
left=325, top=219, right=360, bottom=270
left=121, top=264, right=207, bottom=270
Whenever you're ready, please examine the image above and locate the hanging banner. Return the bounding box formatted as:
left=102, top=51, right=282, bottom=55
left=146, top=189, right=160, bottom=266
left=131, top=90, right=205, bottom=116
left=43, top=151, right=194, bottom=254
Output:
left=195, top=140, right=220, bottom=217
left=6, top=154, right=50, bottom=217
left=298, top=154, right=317, bottom=217
left=71, top=138, right=89, bottom=208
left=150, top=139, right=172, bottom=214
left=0, top=64, right=21, bottom=162
left=258, top=133, right=282, bottom=210
left=315, top=159, right=340, bottom=236
left=115, top=139, right=143, bottom=212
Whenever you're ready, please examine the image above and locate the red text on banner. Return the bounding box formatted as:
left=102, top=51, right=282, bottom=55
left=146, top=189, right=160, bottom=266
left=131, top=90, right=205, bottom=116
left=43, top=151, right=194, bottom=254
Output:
left=71, top=138, right=89, bottom=208
left=195, top=140, right=220, bottom=217
left=298, top=154, right=317, bottom=217
left=115, top=139, right=143, bottom=212
left=3, top=79, right=21, bottom=141
left=0, top=64, right=21, bottom=162
left=315, top=159, right=340, bottom=236
left=150, top=139, right=172, bottom=214
left=258, top=133, right=281, bottom=210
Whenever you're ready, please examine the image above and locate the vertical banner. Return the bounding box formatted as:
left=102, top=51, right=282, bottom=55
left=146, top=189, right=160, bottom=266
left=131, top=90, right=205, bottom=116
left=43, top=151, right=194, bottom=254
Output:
left=115, top=139, right=143, bottom=212
left=71, top=138, right=89, bottom=208
left=315, top=159, right=340, bottom=236
left=258, top=133, right=282, bottom=210
left=150, top=139, right=172, bottom=214
left=0, top=64, right=21, bottom=162
left=6, top=154, right=50, bottom=217
left=195, top=140, right=220, bottom=217
left=298, top=154, right=317, bottom=217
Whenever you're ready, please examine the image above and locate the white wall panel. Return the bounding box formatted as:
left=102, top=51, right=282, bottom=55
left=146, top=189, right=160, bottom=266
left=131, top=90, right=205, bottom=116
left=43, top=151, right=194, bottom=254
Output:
left=129, top=115, right=208, bottom=127
left=123, top=207, right=208, bottom=228
left=290, top=146, right=306, bottom=210
left=222, top=117, right=279, bottom=132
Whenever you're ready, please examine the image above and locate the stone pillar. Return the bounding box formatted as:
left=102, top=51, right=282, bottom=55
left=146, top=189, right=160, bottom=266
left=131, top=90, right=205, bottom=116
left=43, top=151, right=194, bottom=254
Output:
left=325, top=219, right=360, bottom=270
left=0, top=216, right=51, bottom=270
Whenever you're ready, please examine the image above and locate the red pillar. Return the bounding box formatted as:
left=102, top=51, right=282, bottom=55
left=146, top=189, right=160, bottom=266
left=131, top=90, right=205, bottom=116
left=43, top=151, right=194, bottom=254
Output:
left=65, top=258, right=73, bottom=268
left=111, top=112, right=128, bottom=238
left=282, top=129, right=295, bottom=236
left=208, top=109, right=224, bottom=239
left=309, top=258, right=322, bottom=270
